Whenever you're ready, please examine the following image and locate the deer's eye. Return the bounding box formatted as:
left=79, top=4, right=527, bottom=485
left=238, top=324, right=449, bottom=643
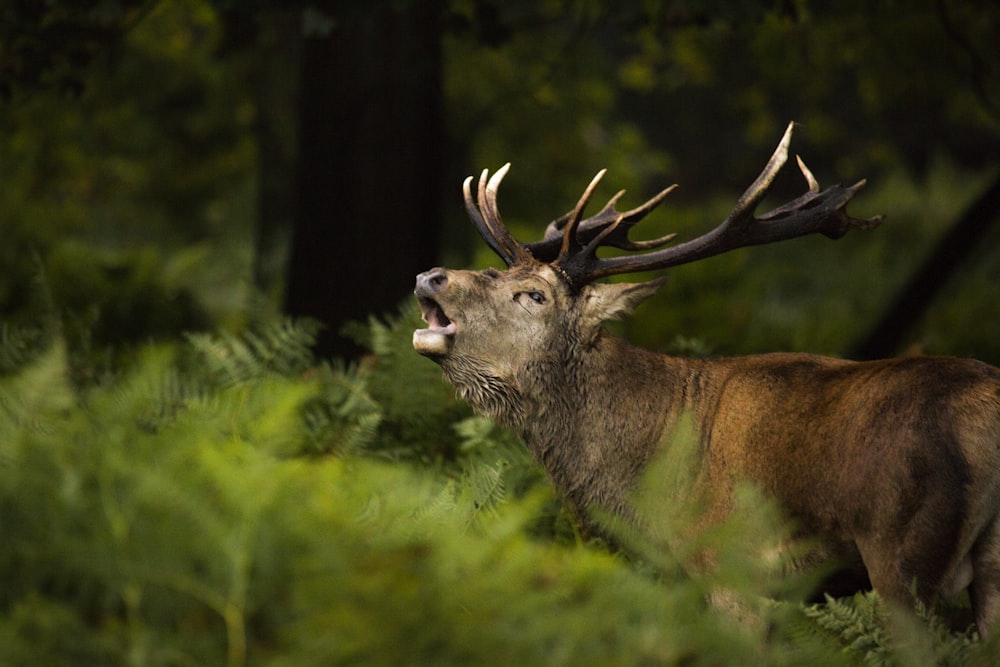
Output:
left=514, top=290, right=547, bottom=306
left=526, top=291, right=546, bottom=304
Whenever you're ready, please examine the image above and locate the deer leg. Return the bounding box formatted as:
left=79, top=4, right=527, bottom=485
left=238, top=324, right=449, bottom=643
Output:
left=969, top=512, right=1000, bottom=640
left=854, top=538, right=927, bottom=608
left=855, top=509, right=965, bottom=616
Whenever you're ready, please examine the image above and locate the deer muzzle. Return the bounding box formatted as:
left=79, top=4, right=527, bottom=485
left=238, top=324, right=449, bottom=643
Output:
left=413, top=269, right=457, bottom=357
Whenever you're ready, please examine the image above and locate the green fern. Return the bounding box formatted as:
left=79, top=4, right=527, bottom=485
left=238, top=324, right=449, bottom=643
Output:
left=802, top=590, right=982, bottom=667
left=3, top=313, right=993, bottom=666
left=804, top=592, right=892, bottom=664
left=412, top=479, right=461, bottom=527
left=299, top=362, right=383, bottom=456
left=0, top=323, right=49, bottom=375
left=0, top=341, right=75, bottom=439
left=354, top=303, right=474, bottom=461
left=461, top=459, right=509, bottom=523
left=185, top=317, right=320, bottom=386
left=888, top=594, right=979, bottom=667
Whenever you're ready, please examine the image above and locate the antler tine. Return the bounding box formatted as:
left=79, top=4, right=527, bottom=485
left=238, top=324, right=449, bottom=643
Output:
left=722, top=121, right=794, bottom=231
left=593, top=185, right=680, bottom=251
left=463, top=173, right=493, bottom=248
left=463, top=171, right=510, bottom=264
left=796, top=154, right=820, bottom=193
left=463, top=163, right=531, bottom=267
left=559, top=169, right=607, bottom=259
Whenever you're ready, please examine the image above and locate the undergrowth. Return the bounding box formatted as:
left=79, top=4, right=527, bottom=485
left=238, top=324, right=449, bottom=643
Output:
left=0, top=307, right=996, bottom=665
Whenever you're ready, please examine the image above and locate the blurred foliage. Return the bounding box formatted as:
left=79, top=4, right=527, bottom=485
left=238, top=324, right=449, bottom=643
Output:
left=0, top=0, right=256, bottom=355
left=1, top=0, right=998, bottom=362
left=444, top=0, right=999, bottom=186
left=1, top=311, right=997, bottom=665
left=802, top=591, right=982, bottom=667
left=0, top=0, right=151, bottom=99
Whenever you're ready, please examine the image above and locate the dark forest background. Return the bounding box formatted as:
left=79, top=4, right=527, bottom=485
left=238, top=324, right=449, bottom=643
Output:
left=2, top=1, right=1000, bottom=664
left=2, top=0, right=998, bottom=363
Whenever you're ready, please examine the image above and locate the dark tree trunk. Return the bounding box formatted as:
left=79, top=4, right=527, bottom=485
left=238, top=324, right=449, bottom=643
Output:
left=850, top=174, right=1000, bottom=360
left=253, top=9, right=301, bottom=298
left=285, top=1, right=445, bottom=359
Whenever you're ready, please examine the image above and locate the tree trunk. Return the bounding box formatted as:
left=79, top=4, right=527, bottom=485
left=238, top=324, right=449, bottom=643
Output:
left=285, top=1, right=445, bottom=359
left=253, top=9, right=301, bottom=299
left=850, top=173, right=1000, bottom=360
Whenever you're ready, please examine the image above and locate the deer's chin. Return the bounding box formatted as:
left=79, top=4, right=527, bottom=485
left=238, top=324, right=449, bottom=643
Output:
left=413, top=324, right=456, bottom=357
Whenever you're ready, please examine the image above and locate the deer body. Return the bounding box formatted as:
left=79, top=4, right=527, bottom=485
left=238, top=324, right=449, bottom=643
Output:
left=412, top=124, right=1000, bottom=636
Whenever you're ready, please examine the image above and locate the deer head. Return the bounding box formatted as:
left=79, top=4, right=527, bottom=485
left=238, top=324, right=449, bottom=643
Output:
left=413, top=122, right=882, bottom=423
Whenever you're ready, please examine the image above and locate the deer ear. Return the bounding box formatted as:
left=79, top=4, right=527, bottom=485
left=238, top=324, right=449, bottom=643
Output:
left=584, top=277, right=666, bottom=323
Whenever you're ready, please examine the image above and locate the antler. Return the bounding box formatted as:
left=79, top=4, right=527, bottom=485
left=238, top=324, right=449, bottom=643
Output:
left=463, top=122, right=884, bottom=290
left=523, top=175, right=679, bottom=262
left=463, top=162, right=678, bottom=270
left=462, top=163, right=533, bottom=267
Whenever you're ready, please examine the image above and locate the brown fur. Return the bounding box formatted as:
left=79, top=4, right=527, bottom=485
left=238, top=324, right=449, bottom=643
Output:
left=414, top=262, right=1000, bottom=637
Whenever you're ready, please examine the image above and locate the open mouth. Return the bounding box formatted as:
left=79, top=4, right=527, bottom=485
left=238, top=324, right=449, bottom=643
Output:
left=413, top=297, right=457, bottom=356
left=418, top=297, right=455, bottom=332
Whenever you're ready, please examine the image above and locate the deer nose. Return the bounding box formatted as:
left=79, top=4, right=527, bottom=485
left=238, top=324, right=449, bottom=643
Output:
left=415, top=268, right=449, bottom=294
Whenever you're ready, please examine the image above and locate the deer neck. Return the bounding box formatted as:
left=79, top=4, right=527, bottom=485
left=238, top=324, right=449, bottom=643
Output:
left=513, top=332, right=690, bottom=519
left=440, top=329, right=694, bottom=520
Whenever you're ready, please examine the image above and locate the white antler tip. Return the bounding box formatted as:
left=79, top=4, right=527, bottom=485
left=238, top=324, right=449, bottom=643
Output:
left=795, top=155, right=820, bottom=192
left=486, top=163, right=511, bottom=194
left=776, top=121, right=795, bottom=156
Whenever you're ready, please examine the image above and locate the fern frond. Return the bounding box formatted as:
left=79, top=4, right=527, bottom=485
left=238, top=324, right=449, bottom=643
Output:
left=185, top=317, right=320, bottom=386
left=887, top=590, right=980, bottom=667
left=300, top=363, right=382, bottom=456
left=412, top=480, right=459, bottom=527
left=0, top=323, right=49, bottom=375
left=461, top=460, right=509, bottom=526
left=0, top=342, right=75, bottom=440
left=803, top=592, right=892, bottom=664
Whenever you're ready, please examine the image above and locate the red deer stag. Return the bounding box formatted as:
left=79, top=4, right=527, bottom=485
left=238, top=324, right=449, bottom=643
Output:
left=412, top=123, right=1000, bottom=637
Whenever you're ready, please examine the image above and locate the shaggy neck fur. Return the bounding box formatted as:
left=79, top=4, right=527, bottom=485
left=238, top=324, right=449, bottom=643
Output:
left=441, top=357, right=527, bottom=430
left=446, top=329, right=689, bottom=534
